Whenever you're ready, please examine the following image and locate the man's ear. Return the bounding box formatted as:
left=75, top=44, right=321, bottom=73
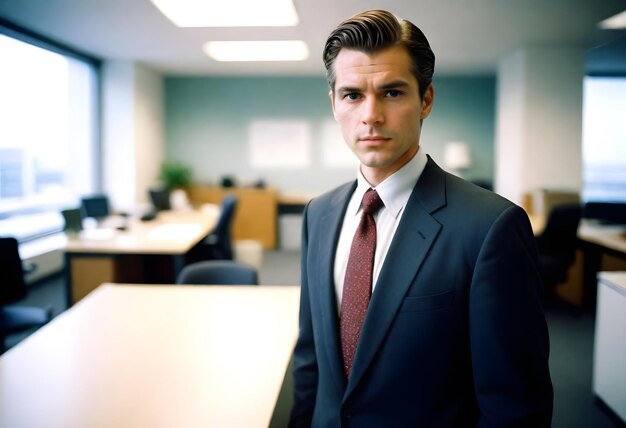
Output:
left=420, top=84, right=435, bottom=119
left=329, top=90, right=338, bottom=120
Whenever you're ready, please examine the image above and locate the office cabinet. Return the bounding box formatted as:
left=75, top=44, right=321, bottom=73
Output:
left=593, top=272, right=626, bottom=423
left=187, top=185, right=277, bottom=249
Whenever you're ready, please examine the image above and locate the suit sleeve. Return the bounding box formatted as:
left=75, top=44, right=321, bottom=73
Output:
left=470, top=205, right=553, bottom=427
left=289, top=202, right=318, bottom=427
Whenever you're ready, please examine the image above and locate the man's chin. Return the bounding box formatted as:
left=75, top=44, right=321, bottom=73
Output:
left=357, top=155, right=391, bottom=169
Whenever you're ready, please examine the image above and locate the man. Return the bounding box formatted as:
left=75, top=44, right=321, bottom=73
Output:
left=289, top=9, right=553, bottom=427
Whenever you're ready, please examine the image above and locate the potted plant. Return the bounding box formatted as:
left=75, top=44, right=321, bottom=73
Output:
left=160, top=162, right=191, bottom=190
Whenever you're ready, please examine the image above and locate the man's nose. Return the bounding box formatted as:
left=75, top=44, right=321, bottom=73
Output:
left=361, top=97, right=384, bottom=125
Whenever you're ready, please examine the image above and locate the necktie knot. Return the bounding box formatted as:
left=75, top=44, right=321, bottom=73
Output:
left=361, top=189, right=384, bottom=215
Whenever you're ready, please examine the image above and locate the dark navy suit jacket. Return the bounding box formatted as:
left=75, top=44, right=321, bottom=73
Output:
left=290, top=157, right=553, bottom=427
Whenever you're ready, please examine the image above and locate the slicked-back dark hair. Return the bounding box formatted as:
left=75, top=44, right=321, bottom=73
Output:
left=323, top=9, right=435, bottom=100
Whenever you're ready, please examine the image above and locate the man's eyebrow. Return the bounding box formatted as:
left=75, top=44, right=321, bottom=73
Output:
left=336, top=86, right=361, bottom=94
left=335, top=80, right=411, bottom=94
left=378, top=80, right=410, bottom=90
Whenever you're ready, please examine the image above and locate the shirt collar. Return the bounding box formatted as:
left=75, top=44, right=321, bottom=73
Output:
left=352, top=147, right=427, bottom=218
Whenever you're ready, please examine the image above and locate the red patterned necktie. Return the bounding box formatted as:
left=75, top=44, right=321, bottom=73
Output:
left=340, top=188, right=384, bottom=378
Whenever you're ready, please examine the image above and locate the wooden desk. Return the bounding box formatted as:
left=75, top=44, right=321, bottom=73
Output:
left=578, top=221, right=626, bottom=255
left=529, top=216, right=626, bottom=309
left=0, top=284, right=300, bottom=428
left=64, top=210, right=218, bottom=304
left=577, top=221, right=626, bottom=310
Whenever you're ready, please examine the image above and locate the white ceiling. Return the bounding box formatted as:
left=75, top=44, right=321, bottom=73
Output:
left=0, top=0, right=625, bottom=76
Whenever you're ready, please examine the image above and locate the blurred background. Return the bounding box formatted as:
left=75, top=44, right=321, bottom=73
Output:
left=1, top=1, right=626, bottom=427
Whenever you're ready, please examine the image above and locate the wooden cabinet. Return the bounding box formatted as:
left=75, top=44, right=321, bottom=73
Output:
left=187, top=186, right=277, bottom=249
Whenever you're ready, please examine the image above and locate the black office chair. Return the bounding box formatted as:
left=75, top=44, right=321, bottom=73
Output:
left=0, top=237, right=53, bottom=353
left=535, top=203, right=583, bottom=302
left=149, top=187, right=171, bottom=212
left=176, top=260, right=259, bottom=285
left=187, top=194, right=238, bottom=264
left=61, top=208, right=84, bottom=234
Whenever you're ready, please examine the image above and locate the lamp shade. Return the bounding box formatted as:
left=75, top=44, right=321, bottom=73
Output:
left=443, top=142, right=471, bottom=170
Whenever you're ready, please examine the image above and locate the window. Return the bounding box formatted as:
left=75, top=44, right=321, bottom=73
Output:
left=582, top=76, right=626, bottom=202
left=0, top=30, right=99, bottom=241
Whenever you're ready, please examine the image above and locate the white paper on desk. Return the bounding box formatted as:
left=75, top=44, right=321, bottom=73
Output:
left=148, top=224, right=202, bottom=241
left=79, top=228, right=116, bottom=241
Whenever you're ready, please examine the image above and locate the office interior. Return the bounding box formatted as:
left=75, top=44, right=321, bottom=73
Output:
left=1, top=1, right=626, bottom=427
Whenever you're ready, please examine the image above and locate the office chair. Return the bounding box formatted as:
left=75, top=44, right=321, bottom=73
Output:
left=0, top=237, right=53, bottom=353
left=176, top=260, right=259, bottom=285
left=187, top=194, right=238, bottom=264
left=535, top=203, right=583, bottom=302
left=61, top=208, right=84, bottom=234
left=148, top=187, right=171, bottom=212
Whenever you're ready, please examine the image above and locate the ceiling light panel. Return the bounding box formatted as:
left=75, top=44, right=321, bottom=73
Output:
left=599, top=10, right=626, bottom=29
left=204, top=41, right=309, bottom=61
left=150, top=0, right=299, bottom=27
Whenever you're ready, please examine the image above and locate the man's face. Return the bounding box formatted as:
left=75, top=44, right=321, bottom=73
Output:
left=330, top=45, right=434, bottom=185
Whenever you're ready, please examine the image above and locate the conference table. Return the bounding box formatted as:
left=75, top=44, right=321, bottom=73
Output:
left=0, top=284, right=300, bottom=428
left=64, top=209, right=219, bottom=304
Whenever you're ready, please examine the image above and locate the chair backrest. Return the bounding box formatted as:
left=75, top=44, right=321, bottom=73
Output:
left=209, top=194, right=238, bottom=259
left=0, top=237, right=28, bottom=304
left=81, top=194, right=110, bottom=220
left=61, top=208, right=83, bottom=233
left=149, top=187, right=171, bottom=212
left=176, top=260, right=259, bottom=285
left=537, top=203, right=583, bottom=257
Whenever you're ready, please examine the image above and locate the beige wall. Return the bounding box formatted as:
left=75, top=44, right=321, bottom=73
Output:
left=495, top=46, right=585, bottom=207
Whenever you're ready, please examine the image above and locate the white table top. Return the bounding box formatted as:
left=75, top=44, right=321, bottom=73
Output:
left=0, top=284, right=300, bottom=428
left=598, top=272, right=626, bottom=296
left=64, top=209, right=218, bottom=255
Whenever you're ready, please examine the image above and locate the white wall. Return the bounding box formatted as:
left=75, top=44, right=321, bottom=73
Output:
left=134, top=64, right=165, bottom=206
left=102, top=61, right=164, bottom=212
left=102, top=61, right=135, bottom=211
left=495, top=47, right=585, bottom=206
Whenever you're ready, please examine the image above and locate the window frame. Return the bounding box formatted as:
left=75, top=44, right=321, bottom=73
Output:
left=0, top=18, right=102, bottom=242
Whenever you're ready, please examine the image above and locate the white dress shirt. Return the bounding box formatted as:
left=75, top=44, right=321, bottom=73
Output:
left=333, top=148, right=428, bottom=312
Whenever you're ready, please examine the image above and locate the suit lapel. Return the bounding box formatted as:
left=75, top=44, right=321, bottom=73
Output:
left=316, top=181, right=356, bottom=391
left=345, top=157, right=447, bottom=396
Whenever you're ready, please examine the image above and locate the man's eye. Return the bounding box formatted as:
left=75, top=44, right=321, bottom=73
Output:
left=345, top=93, right=359, bottom=100
left=386, top=90, right=401, bottom=97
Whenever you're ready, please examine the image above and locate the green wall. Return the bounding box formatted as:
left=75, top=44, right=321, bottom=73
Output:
left=165, top=75, right=495, bottom=193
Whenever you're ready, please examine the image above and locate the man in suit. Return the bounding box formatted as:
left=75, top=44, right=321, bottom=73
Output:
left=289, top=9, right=553, bottom=427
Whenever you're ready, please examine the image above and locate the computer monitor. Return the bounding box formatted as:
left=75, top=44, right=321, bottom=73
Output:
left=583, top=202, right=626, bottom=226
left=149, top=187, right=171, bottom=212
left=81, top=195, right=110, bottom=220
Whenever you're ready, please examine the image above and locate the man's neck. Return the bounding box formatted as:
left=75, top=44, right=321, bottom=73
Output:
left=360, top=145, right=420, bottom=187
